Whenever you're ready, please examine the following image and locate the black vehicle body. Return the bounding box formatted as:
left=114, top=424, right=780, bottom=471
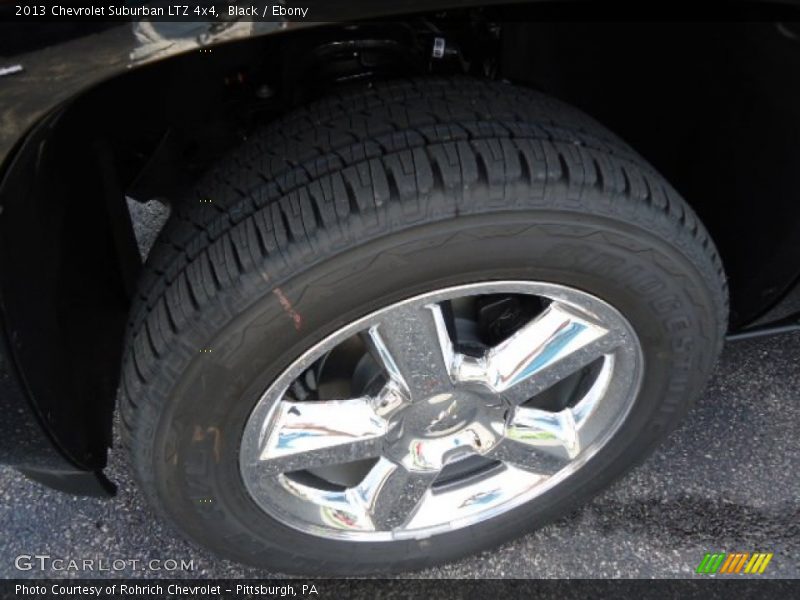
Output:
left=1, top=1, right=800, bottom=496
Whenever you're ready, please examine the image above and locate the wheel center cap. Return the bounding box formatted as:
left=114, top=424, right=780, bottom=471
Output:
left=384, top=390, right=506, bottom=471
left=413, top=391, right=477, bottom=437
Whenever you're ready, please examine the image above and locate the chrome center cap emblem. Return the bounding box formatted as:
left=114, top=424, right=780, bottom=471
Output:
left=417, top=392, right=476, bottom=437
left=425, top=399, right=468, bottom=435
left=384, top=390, right=506, bottom=471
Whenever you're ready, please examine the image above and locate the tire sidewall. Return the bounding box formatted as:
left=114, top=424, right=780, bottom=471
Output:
left=137, top=209, right=721, bottom=574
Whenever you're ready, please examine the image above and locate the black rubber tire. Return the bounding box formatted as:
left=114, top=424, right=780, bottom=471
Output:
left=120, top=77, right=728, bottom=575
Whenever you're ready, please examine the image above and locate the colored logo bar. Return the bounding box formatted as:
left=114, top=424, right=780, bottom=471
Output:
left=696, top=552, right=773, bottom=574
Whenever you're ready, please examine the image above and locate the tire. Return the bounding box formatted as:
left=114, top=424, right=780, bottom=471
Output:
left=120, top=77, right=728, bottom=575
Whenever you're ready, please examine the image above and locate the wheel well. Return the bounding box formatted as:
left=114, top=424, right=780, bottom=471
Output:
left=501, top=20, right=800, bottom=327
left=2, top=13, right=799, bottom=470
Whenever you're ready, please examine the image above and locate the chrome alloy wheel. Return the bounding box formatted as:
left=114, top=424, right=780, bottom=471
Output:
left=240, top=281, right=643, bottom=541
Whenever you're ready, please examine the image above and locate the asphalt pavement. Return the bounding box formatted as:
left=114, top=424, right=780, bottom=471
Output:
left=1, top=330, right=798, bottom=579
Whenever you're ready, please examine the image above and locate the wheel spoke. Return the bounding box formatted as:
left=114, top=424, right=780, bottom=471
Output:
left=455, top=302, right=624, bottom=405
left=489, top=442, right=566, bottom=476
left=500, top=405, right=580, bottom=469
left=253, top=397, right=386, bottom=474
left=404, top=463, right=546, bottom=531
left=367, top=303, right=455, bottom=399
left=270, top=458, right=437, bottom=534
left=352, top=457, right=439, bottom=531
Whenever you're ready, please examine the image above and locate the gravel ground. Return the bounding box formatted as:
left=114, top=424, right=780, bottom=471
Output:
left=1, top=330, right=798, bottom=579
